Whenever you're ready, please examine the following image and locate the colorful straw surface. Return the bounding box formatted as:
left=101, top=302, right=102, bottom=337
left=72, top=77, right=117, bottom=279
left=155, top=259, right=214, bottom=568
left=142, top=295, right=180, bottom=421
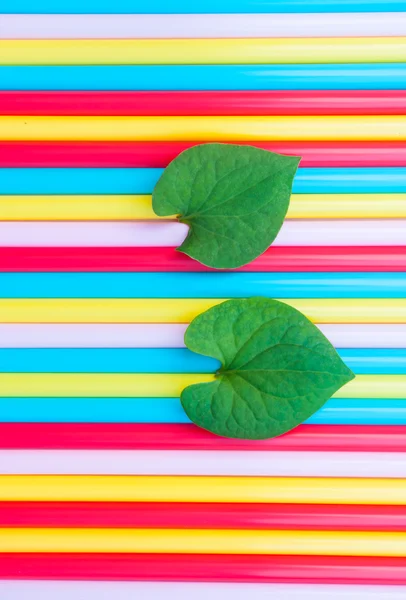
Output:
left=1, top=1, right=406, bottom=597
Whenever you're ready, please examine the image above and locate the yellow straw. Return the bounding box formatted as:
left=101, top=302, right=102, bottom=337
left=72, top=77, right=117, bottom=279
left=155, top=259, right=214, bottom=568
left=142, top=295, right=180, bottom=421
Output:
left=0, top=298, right=403, bottom=323
left=0, top=373, right=213, bottom=397
left=0, top=373, right=399, bottom=398
left=1, top=38, right=406, bottom=65
left=2, top=115, right=406, bottom=141
left=1, top=475, right=405, bottom=504
left=2, top=193, right=405, bottom=220
left=1, top=528, right=406, bottom=556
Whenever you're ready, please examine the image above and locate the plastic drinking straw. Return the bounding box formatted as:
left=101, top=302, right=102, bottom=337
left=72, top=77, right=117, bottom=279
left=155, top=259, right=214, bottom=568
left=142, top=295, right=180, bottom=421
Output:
left=1, top=221, right=405, bottom=247
left=338, top=349, right=406, bottom=373
left=4, top=93, right=406, bottom=117
left=4, top=115, right=406, bottom=139
left=1, top=424, right=406, bottom=452
left=2, top=555, right=406, bottom=587
left=3, top=272, right=406, bottom=299
left=3, top=0, right=406, bottom=13
left=3, top=194, right=405, bottom=220
left=306, top=399, right=406, bottom=425
left=39, top=449, right=406, bottom=478
left=0, top=349, right=402, bottom=374
left=0, top=373, right=214, bottom=397
left=3, top=582, right=406, bottom=600
left=0, top=398, right=405, bottom=425
left=3, top=65, right=406, bottom=91
left=0, top=298, right=404, bottom=324
left=0, top=324, right=190, bottom=348
left=1, top=475, right=406, bottom=504
left=4, top=168, right=406, bottom=194
left=1, top=582, right=406, bottom=600
left=0, top=324, right=401, bottom=348
left=3, top=449, right=406, bottom=478
left=2, top=247, right=406, bottom=272
left=0, top=349, right=219, bottom=373
left=3, top=141, right=406, bottom=168
left=2, top=527, right=406, bottom=555
left=0, top=398, right=191, bottom=423
left=2, top=500, right=406, bottom=530
left=3, top=14, right=406, bottom=39
left=3, top=39, right=406, bottom=66
left=0, top=373, right=400, bottom=398
left=2, top=555, right=406, bottom=586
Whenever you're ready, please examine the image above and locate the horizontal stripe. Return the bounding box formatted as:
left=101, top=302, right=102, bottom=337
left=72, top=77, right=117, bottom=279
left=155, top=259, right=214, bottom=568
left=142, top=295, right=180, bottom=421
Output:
left=3, top=247, right=406, bottom=272
left=0, top=324, right=401, bottom=349
left=339, top=349, right=406, bottom=373
left=2, top=501, right=406, bottom=531
left=4, top=194, right=406, bottom=220
left=3, top=167, right=406, bottom=194
left=0, top=349, right=219, bottom=373
left=4, top=93, right=406, bottom=118
left=0, top=298, right=403, bottom=323
left=0, top=167, right=162, bottom=194
left=2, top=14, right=406, bottom=39
left=0, top=373, right=214, bottom=397
left=0, top=397, right=405, bottom=425
left=4, top=117, right=406, bottom=142
left=3, top=141, right=406, bottom=169
left=0, top=556, right=405, bottom=587
left=1, top=424, right=405, bottom=452
left=1, top=221, right=404, bottom=247
left=2, top=527, right=406, bottom=555
left=1, top=475, right=406, bottom=504
left=0, top=374, right=397, bottom=398
left=2, top=65, right=406, bottom=91
left=3, top=273, right=406, bottom=299
left=3, top=39, right=406, bottom=66
left=0, top=398, right=405, bottom=425
left=0, top=349, right=402, bottom=374
left=2, top=450, right=406, bottom=477
left=4, top=0, right=406, bottom=13
left=0, top=323, right=190, bottom=348
left=1, top=556, right=406, bottom=588
left=307, top=399, right=406, bottom=425
left=1, top=582, right=406, bottom=600
left=0, top=397, right=191, bottom=423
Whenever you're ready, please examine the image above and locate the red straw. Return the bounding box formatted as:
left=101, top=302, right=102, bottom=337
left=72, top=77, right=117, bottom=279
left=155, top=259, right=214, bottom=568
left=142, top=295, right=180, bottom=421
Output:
left=1, top=553, right=406, bottom=584
left=3, top=91, right=406, bottom=116
left=1, top=247, right=406, bottom=272
left=1, top=141, right=406, bottom=167
left=1, top=502, right=406, bottom=531
left=0, top=424, right=405, bottom=452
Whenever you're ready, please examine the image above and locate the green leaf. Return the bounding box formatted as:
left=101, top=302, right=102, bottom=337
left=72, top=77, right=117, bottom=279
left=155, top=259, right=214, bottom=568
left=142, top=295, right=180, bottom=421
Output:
left=181, top=297, right=354, bottom=440
left=152, top=143, right=300, bottom=269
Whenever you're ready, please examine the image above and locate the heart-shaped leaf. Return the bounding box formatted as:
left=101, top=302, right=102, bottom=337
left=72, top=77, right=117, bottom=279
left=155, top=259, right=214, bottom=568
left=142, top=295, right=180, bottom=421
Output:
left=181, top=297, right=354, bottom=440
left=152, top=143, right=300, bottom=269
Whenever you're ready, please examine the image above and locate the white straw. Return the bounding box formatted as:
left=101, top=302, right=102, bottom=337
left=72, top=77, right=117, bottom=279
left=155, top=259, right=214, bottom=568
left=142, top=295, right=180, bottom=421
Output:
left=1, top=582, right=406, bottom=600
left=2, top=450, right=406, bottom=477
left=0, top=220, right=403, bottom=247
left=0, top=324, right=188, bottom=348
left=1, top=13, right=405, bottom=39
left=0, top=323, right=403, bottom=348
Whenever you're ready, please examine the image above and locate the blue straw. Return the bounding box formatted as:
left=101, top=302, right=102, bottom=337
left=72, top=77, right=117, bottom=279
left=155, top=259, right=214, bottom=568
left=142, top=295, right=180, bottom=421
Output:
left=0, top=348, right=403, bottom=374
left=2, top=65, right=406, bottom=91
left=0, top=396, right=404, bottom=424
left=2, top=273, right=406, bottom=299
left=306, top=399, right=406, bottom=425
left=2, top=0, right=404, bottom=13
left=2, top=167, right=406, bottom=194
left=0, top=349, right=220, bottom=374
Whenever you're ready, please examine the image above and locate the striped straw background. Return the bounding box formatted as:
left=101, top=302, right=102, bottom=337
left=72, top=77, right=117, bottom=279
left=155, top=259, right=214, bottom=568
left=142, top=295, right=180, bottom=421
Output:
left=1, top=1, right=406, bottom=598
